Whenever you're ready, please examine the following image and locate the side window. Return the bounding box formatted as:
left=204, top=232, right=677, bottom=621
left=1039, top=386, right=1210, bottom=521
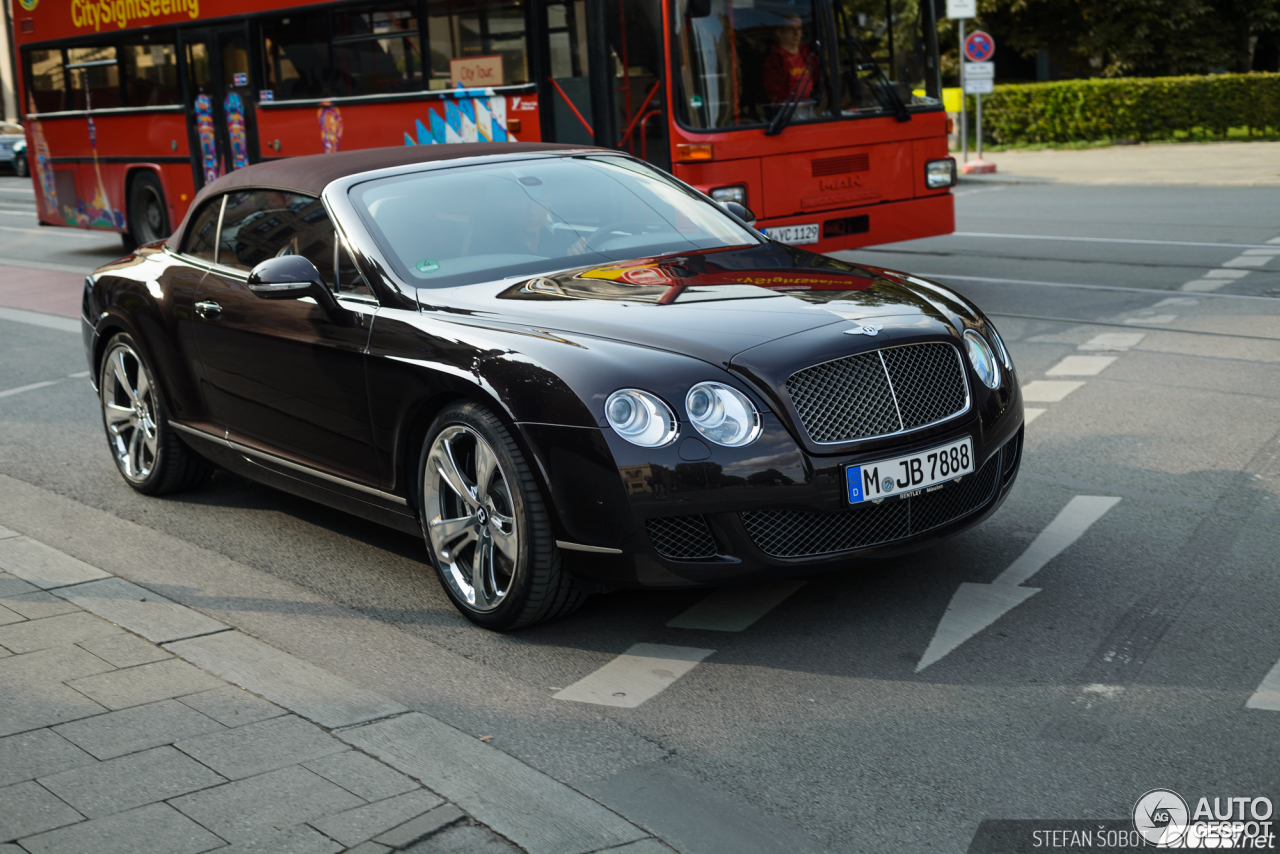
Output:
left=122, top=41, right=180, bottom=107
left=27, top=49, right=66, bottom=113
left=262, top=15, right=332, bottom=99
left=183, top=197, right=223, bottom=264
left=218, top=191, right=373, bottom=298
left=66, top=46, right=121, bottom=111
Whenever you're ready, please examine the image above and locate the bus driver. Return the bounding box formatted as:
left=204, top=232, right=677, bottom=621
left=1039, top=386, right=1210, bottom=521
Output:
left=763, top=15, right=818, bottom=105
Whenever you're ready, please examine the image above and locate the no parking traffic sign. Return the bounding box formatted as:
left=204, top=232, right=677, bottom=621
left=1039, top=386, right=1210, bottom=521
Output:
left=963, top=31, right=996, bottom=63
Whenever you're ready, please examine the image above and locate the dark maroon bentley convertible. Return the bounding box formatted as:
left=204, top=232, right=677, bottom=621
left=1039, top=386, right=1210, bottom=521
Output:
left=83, top=143, right=1022, bottom=629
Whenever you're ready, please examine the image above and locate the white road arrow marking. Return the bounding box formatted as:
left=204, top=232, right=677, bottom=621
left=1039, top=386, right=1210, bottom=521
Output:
left=1246, top=660, right=1280, bottom=711
left=916, top=495, right=1121, bottom=672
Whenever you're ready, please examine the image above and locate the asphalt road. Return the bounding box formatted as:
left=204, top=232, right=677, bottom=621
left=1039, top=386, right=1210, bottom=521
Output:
left=2, top=174, right=1279, bottom=854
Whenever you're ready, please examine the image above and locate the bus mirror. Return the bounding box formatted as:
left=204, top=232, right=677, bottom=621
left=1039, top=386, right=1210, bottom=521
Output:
left=687, top=0, right=712, bottom=18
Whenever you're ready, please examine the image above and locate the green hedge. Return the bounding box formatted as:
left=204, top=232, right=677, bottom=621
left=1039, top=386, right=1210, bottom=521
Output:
left=982, top=73, right=1280, bottom=145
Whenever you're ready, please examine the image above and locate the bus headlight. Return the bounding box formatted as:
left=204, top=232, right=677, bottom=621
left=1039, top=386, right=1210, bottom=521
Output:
left=925, top=158, right=957, bottom=189
left=710, top=185, right=747, bottom=205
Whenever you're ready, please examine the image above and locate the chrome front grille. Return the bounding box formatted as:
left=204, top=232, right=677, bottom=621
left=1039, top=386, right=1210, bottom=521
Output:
left=740, top=452, right=1001, bottom=559
left=786, top=342, right=968, bottom=443
left=647, top=515, right=718, bottom=560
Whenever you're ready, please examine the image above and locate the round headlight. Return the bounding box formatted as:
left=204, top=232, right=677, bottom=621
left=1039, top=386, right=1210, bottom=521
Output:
left=964, top=330, right=1001, bottom=389
left=685, top=382, right=760, bottom=447
left=605, top=389, right=678, bottom=447
left=987, top=322, right=1013, bottom=371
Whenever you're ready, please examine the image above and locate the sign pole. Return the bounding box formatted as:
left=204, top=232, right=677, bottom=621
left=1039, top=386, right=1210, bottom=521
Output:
left=976, top=91, right=982, bottom=161
left=959, top=18, right=967, bottom=164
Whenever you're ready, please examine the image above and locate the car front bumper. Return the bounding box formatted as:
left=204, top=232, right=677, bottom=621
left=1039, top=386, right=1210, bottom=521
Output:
left=519, top=401, right=1023, bottom=589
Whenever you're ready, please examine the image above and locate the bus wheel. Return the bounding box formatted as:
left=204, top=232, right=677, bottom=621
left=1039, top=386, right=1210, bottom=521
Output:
left=125, top=172, right=169, bottom=249
left=13, top=152, right=28, bottom=178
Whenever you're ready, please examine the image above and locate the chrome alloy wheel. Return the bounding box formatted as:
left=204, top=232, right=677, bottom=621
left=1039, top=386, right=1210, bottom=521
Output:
left=100, top=343, right=159, bottom=483
left=423, top=425, right=519, bottom=612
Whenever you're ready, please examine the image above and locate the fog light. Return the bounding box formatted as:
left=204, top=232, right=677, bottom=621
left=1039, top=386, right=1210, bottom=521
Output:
left=926, top=158, right=957, bottom=189
left=709, top=185, right=746, bottom=205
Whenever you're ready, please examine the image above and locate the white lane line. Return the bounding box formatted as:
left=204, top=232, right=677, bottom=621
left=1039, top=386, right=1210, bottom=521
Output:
left=0, top=225, right=110, bottom=239
left=0, top=380, right=58, bottom=399
left=917, top=496, right=1121, bottom=672
left=1181, top=279, right=1226, bottom=293
left=666, top=581, right=805, bottom=631
left=1224, top=256, right=1272, bottom=268
left=950, top=232, right=1280, bottom=250
left=0, top=307, right=81, bottom=332
left=1153, top=298, right=1198, bottom=308
left=1078, top=332, right=1145, bottom=352
left=1247, top=660, right=1280, bottom=711
left=554, top=643, right=714, bottom=708
left=1242, top=248, right=1280, bottom=256
left=0, top=256, right=96, bottom=273
left=1204, top=269, right=1251, bottom=279
left=1022, top=380, right=1085, bottom=403
left=1046, top=356, right=1116, bottom=377
left=1123, top=314, right=1176, bottom=324
left=0, top=211, right=35, bottom=217
left=1024, top=408, right=1046, bottom=425
left=67, top=371, right=90, bottom=379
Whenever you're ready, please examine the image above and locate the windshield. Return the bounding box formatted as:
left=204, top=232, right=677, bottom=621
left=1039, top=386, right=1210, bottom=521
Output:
left=351, top=155, right=760, bottom=288
left=674, top=0, right=941, bottom=130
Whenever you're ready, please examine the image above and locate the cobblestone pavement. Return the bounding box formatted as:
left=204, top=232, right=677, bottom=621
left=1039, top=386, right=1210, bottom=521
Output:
left=0, top=523, right=668, bottom=854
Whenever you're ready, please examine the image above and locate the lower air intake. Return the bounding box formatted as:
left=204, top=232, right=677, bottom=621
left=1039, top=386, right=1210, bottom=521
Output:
left=741, top=454, right=1001, bottom=558
left=647, top=515, right=718, bottom=560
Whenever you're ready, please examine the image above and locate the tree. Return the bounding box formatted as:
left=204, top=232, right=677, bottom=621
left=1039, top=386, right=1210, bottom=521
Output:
left=947, top=0, right=1280, bottom=79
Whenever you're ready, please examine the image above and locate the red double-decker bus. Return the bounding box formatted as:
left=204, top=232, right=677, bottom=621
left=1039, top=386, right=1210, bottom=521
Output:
left=11, top=0, right=954, bottom=252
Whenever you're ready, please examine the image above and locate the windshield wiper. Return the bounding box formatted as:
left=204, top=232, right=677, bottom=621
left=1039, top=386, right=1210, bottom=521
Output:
left=765, top=40, right=822, bottom=137
left=842, top=16, right=911, bottom=123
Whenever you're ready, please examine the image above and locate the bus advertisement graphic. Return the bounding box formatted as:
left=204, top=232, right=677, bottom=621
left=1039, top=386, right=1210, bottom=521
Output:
left=224, top=93, right=248, bottom=170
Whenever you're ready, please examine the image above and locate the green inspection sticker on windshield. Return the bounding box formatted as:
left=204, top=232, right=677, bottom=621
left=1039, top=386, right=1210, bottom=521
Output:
left=416, top=259, right=439, bottom=274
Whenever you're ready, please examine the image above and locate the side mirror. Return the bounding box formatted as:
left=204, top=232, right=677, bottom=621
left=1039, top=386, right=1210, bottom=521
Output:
left=722, top=201, right=756, bottom=226
left=247, top=255, right=346, bottom=318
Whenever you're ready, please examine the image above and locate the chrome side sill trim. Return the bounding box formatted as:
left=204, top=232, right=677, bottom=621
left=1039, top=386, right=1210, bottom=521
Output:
left=169, top=421, right=408, bottom=507
left=556, top=540, right=623, bottom=555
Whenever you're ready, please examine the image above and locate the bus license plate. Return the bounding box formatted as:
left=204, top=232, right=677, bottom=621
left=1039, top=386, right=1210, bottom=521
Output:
left=766, top=223, right=819, bottom=245
left=846, top=437, right=974, bottom=504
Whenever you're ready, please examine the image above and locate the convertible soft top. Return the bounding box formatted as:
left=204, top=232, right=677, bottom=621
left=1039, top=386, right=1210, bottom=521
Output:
left=165, top=142, right=596, bottom=252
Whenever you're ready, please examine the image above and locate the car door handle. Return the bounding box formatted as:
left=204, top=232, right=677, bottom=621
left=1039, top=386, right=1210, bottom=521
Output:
left=195, top=300, right=222, bottom=320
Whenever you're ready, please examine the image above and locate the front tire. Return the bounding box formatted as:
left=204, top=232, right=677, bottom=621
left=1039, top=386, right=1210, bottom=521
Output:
left=419, top=401, right=585, bottom=630
left=13, top=152, right=28, bottom=178
left=99, top=333, right=211, bottom=495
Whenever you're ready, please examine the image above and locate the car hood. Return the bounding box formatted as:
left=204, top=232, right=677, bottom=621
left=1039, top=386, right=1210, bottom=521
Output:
left=414, top=243, right=960, bottom=367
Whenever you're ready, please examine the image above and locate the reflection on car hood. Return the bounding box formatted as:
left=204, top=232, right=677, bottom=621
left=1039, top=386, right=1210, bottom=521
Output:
left=415, top=243, right=958, bottom=366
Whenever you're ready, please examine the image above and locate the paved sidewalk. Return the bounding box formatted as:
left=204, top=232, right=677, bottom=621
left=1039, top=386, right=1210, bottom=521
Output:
left=957, top=140, right=1280, bottom=186
left=0, top=523, right=669, bottom=854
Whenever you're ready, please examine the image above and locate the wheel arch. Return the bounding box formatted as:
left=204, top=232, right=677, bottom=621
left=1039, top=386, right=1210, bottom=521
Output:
left=393, top=382, right=575, bottom=543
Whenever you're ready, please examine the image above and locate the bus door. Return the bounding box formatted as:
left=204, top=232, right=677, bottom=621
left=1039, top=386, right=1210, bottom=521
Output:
left=537, top=0, right=669, bottom=170
left=181, top=27, right=259, bottom=189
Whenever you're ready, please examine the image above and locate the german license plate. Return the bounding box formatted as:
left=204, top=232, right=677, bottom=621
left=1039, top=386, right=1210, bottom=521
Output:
left=846, top=437, right=974, bottom=504
left=766, top=223, right=819, bottom=245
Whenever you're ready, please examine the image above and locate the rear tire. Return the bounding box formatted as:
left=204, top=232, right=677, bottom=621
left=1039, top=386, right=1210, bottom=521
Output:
left=13, top=152, right=28, bottom=178
left=419, top=400, right=586, bottom=630
left=98, top=333, right=212, bottom=495
left=124, top=172, right=169, bottom=250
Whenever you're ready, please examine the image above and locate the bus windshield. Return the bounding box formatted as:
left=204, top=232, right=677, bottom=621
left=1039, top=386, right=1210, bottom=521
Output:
left=674, top=0, right=941, bottom=131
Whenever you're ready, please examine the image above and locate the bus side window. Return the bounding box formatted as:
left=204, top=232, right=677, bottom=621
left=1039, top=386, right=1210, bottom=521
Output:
left=122, top=42, right=180, bottom=107
left=26, top=49, right=66, bottom=114
left=183, top=197, right=223, bottom=265
left=67, top=46, right=121, bottom=110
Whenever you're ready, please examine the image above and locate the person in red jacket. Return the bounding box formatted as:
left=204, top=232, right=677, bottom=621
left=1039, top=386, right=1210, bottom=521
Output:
left=763, top=15, right=818, bottom=104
